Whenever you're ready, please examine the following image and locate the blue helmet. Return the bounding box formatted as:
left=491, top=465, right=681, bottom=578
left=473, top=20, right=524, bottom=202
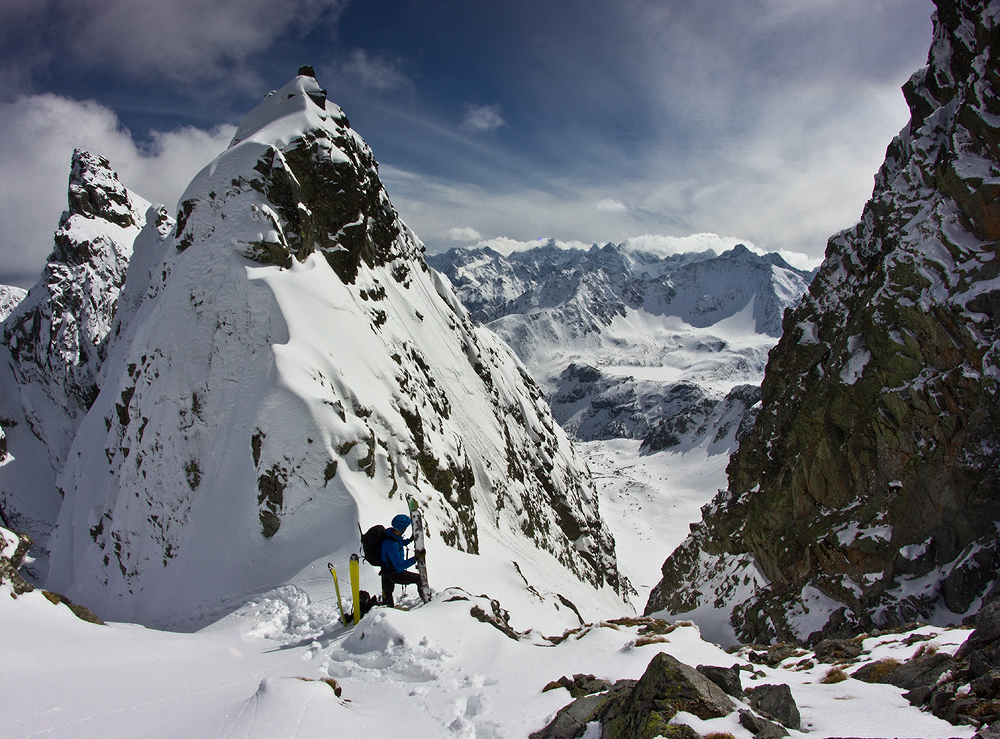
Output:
left=391, top=514, right=412, bottom=532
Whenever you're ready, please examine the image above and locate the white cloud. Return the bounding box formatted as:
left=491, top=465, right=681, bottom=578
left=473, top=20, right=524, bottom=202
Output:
left=472, top=237, right=591, bottom=256
left=8, top=0, right=346, bottom=84
left=596, top=198, right=627, bottom=212
left=0, top=94, right=233, bottom=286
left=623, top=233, right=755, bottom=257
left=622, top=234, right=820, bottom=270
left=445, top=226, right=483, bottom=242
left=776, top=250, right=823, bottom=271
left=460, top=104, right=506, bottom=133
left=340, top=49, right=413, bottom=92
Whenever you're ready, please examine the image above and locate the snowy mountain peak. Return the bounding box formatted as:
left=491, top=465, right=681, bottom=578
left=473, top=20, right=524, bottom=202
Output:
left=180, top=72, right=403, bottom=286
left=66, top=149, right=145, bottom=230
left=229, top=73, right=346, bottom=149
left=33, top=72, right=621, bottom=628
left=0, top=151, right=163, bottom=581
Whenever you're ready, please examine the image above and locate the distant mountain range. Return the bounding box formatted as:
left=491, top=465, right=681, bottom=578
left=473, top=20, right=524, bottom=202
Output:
left=429, top=242, right=814, bottom=453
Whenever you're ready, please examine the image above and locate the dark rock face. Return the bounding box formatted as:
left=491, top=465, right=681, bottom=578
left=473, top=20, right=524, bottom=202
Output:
left=696, top=663, right=744, bottom=698
left=739, top=708, right=789, bottom=738
left=0, top=526, right=34, bottom=596
left=647, top=0, right=1000, bottom=643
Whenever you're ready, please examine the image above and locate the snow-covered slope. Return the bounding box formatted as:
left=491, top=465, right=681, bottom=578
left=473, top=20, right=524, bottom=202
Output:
left=42, top=72, right=621, bottom=629
left=0, top=150, right=165, bottom=580
left=429, top=241, right=812, bottom=452
left=1, top=540, right=979, bottom=739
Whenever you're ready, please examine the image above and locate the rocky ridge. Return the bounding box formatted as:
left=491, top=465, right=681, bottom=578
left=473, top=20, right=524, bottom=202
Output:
left=0, top=150, right=168, bottom=579
left=647, top=0, right=1000, bottom=645
left=15, top=70, right=622, bottom=627
left=528, top=614, right=1000, bottom=737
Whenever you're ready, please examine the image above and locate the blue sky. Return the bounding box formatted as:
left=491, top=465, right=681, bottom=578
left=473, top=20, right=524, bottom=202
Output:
left=0, top=0, right=934, bottom=287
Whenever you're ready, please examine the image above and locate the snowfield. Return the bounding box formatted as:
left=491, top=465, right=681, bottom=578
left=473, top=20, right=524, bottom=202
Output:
left=1, top=570, right=974, bottom=738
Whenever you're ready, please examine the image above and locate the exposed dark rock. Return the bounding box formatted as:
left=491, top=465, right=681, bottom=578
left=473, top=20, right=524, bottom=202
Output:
left=747, top=683, right=800, bottom=730
left=0, top=527, right=34, bottom=595
left=530, top=680, right=635, bottom=739
left=469, top=598, right=522, bottom=641
left=531, top=651, right=735, bottom=739
left=814, top=638, right=864, bottom=663
left=542, top=674, right=614, bottom=699
left=905, top=593, right=1000, bottom=727
left=696, top=663, right=744, bottom=698
left=886, top=653, right=956, bottom=692
left=1, top=525, right=105, bottom=624
left=40, top=590, right=105, bottom=625
left=739, top=708, right=789, bottom=738
left=748, top=644, right=806, bottom=667
left=645, top=0, right=1000, bottom=644
left=601, top=653, right=734, bottom=737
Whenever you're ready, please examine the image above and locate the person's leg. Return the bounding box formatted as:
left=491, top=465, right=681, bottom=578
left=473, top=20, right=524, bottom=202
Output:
left=390, top=570, right=421, bottom=588
left=381, top=569, right=395, bottom=607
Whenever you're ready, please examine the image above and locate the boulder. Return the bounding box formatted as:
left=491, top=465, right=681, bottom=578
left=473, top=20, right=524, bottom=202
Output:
left=696, top=664, right=744, bottom=698
left=739, top=708, right=789, bottom=738
left=601, top=653, right=734, bottom=738
left=530, top=680, right=635, bottom=739
left=814, top=638, right=864, bottom=663
left=748, top=683, right=800, bottom=730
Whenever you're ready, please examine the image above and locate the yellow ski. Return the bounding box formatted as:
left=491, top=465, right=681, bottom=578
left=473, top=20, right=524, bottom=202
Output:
left=328, top=562, right=349, bottom=627
left=350, top=553, right=361, bottom=625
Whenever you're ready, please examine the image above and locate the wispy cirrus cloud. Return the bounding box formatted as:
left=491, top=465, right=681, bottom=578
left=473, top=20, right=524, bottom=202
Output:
left=339, top=49, right=414, bottom=92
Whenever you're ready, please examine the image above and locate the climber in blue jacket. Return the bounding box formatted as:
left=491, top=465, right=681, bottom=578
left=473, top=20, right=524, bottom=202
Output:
left=380, top=513, right=422, bottom=606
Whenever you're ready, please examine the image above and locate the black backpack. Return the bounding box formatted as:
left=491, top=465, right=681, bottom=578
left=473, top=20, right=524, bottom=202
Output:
left=360, top=524, right=387, bottom=566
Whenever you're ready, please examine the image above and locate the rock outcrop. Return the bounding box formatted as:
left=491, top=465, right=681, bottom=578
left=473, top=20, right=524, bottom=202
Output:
left=646, top=0, right=1000, bottom=644
left=531, top=650, right=735, bottom=739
